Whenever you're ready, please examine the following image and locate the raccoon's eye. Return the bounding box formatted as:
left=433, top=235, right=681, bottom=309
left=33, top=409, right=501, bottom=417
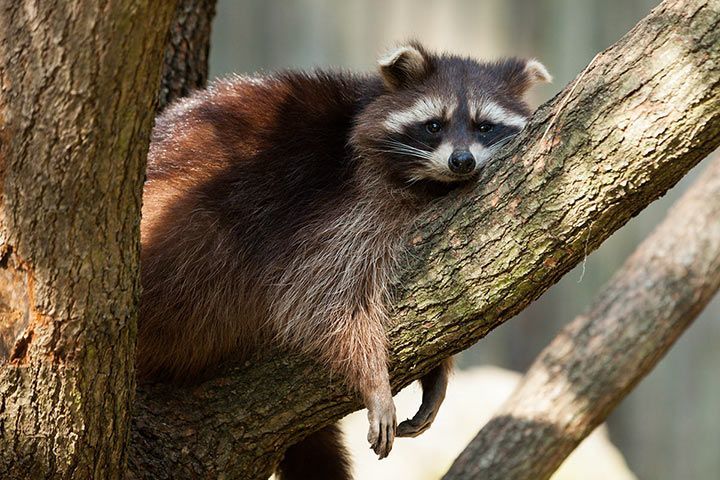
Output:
left=476, top=121, right=495, bottom=133
left=425, top=120, right=443, bottom=134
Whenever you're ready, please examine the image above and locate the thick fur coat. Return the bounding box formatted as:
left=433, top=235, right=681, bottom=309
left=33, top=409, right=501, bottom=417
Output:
left=138, top=42, right=550, bottom=479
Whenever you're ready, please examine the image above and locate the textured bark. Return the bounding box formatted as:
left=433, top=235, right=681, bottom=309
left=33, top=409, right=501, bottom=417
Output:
left=443, top=152, right=720, bottom=480
left=127, top=0, right=720, bottom=478
left=0, top=2, right=177, bottom=479
left=158, top=0, right=217, bottom=112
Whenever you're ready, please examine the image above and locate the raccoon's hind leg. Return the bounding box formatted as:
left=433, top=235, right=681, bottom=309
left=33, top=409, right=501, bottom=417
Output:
left=277, top=423, right=352, bottom=480
left=397, top=357, right=453, bottom=437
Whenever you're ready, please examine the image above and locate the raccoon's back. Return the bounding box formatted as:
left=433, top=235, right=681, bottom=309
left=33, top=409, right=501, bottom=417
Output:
left=144, top=71, right=384, bottom=241
left=138, top=71, right=381, bottom=381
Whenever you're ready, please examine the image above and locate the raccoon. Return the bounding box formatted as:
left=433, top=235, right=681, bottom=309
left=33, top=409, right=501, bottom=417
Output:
left=138, top=41, right=550, bottom=479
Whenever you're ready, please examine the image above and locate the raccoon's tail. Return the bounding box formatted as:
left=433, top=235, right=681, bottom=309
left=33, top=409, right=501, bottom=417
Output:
left=276, top=423, right=353, bottom=480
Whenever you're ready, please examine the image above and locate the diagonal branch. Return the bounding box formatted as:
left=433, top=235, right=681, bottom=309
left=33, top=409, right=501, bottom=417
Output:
left=443, top=151, right=720, bottom=480
left=128, top=0, right=720, bottom=478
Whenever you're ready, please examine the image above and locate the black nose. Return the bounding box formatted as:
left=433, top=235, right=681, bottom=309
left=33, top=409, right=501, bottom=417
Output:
left=448, top=151, right=476, bottom=174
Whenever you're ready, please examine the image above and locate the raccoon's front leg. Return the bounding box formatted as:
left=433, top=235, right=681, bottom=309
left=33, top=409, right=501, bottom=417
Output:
left=326, top=312, right=397, bottom=459
left=362, top=365, right=397, bottom=459
left=397, top=357, right=453, bottom=437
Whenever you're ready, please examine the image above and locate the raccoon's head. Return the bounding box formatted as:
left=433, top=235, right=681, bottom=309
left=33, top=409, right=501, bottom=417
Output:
left=353, top=41, right=551, bottom=186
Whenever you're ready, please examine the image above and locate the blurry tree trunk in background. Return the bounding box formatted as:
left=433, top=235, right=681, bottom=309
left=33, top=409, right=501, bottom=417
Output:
left=0, top=1, right=177, bottom=479
left=443, top=153, right=720, bottom=480
left=158, top=0, right=217, bottom=111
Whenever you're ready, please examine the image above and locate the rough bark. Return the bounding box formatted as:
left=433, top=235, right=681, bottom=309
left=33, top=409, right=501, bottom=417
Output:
left=127, top=0, right=720, bottom=478
left=158, top=0, right=217, bottom=112
left=0, top=2, right=177, bottom=479
left=443, top=152, right=720, bottom=480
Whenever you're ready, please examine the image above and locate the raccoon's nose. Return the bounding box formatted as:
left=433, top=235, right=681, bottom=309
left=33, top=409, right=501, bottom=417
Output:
left=448, top=151, right=476, bottom=174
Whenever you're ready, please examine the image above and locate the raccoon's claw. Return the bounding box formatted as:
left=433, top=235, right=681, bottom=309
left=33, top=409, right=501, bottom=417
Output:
left=396, top=388, right=441, bottom=437
left=366, top=390, right=397, bottom=459
left=396, top=407, right=436, bottom=437
left=367, top=408, right=396, bottom=459
left=397, top=363, right=448, bottom=438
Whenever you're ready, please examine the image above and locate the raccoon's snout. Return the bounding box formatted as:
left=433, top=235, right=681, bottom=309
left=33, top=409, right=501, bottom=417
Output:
left=448, top=150, right=475, bottom=174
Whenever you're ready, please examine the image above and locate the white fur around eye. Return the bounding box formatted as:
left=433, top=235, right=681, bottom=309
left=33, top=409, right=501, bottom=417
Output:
left=469, top=99, right=528, bottom=129
left=384, top=97, right=457, bottom=133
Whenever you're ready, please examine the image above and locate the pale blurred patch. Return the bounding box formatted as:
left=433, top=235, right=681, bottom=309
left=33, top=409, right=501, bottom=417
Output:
left=342, top=366, right=637, bottom=480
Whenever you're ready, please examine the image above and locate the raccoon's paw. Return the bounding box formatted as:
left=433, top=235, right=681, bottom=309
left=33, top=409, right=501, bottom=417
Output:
left=397, top=364, right=448, bottom=438
left=396, top=402, right=438, bottom=437
left=366, top=389, right=397, bottom=459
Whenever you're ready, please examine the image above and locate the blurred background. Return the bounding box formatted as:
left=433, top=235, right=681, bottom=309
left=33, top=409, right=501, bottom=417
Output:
left=209, top=1, right=719, bottom=478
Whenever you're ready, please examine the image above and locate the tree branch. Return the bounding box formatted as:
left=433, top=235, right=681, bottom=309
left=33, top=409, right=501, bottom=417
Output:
left=443, top=151, right=720, bottom=480
left=129, top=0, right=720, bottom=477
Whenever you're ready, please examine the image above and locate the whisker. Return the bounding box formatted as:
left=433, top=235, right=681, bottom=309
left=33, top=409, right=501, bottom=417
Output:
left=378, top=138, right=430, bottom=150
left=397, top=132, right=432, bottom=149
left=377, top=140, right=432, bottom=157
left=489, top=134, right=519, bottom=149
left=368, top=147, right=433, bottom=160
left=373, top=141, right=434, bottom=158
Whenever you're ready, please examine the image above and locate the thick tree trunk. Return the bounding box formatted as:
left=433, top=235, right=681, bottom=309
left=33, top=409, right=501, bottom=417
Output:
left=0, top=2, right=177, bottom=479
left=443, top=152, right=720, bottom=480
left=158, top=0, right=217, bottom=111
left=127, top=0, right=720, bottom=478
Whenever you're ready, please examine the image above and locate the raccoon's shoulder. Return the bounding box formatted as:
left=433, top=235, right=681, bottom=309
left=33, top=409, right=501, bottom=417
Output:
left=147, top=70, right=383, bottom=180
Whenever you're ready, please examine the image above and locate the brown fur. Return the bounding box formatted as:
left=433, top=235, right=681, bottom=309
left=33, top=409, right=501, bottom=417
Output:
left=138, top=42, right=548, bottom=479
left=277, top=424, right=352, bottom=480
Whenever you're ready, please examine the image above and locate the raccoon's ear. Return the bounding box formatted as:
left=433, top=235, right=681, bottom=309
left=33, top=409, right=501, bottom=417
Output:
left=498, top=58, right=552, bottom=96
left=378, top=43, right=432, bottom=90
left=524, top=59, right=553, bottom=84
